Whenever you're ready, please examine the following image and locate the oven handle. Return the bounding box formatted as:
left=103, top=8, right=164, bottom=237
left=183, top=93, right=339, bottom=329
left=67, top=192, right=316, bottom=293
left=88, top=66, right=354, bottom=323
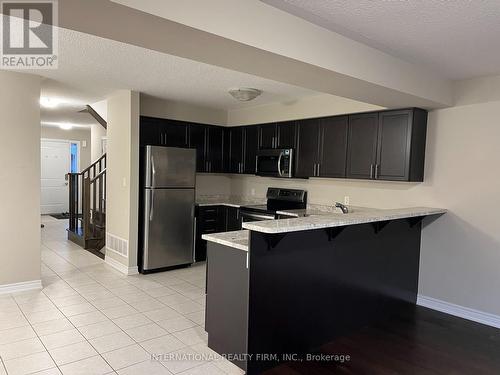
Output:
left=277, top=152, right=284, bottom=177
left=241, top=212, right=276, bottom=221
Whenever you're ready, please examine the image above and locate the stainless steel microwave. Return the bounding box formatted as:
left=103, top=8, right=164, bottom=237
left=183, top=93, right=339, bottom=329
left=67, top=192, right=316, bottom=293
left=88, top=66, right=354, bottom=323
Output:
left=256, top=149, right=293, bottom=178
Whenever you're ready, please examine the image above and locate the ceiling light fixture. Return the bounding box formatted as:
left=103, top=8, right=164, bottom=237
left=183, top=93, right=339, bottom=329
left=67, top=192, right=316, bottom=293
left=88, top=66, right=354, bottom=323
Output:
left=59, top=123, right=73, bottom=130
left=40, top=97, right=62, bottom=109
left=228, top=88, right=262, bottom=102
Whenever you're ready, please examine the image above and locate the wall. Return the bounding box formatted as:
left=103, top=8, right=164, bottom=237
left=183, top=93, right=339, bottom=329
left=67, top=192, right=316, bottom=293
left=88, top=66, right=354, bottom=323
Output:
left=230, top=100, right=500, bottom=316
left=0, top=71, right=42, bottom=289
left=140, top=94, right=227, bottom=125
left=41, top=125, right=91, bottom=169
left=228, top=94, right=383, bottom=125
left=90, top=99, right=108, bottom=163
left=105, top=90, right=140, bottom=273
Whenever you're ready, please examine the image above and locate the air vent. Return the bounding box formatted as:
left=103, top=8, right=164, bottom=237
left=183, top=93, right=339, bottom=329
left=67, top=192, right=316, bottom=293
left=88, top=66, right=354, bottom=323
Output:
left=106, top=233, right=128, bottom=257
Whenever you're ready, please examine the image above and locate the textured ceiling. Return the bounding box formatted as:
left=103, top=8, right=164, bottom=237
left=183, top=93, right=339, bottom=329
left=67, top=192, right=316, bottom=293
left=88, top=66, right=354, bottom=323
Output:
left=262, top=0, right=500, bottom=80
left=34, top=27, right=319, bottom=128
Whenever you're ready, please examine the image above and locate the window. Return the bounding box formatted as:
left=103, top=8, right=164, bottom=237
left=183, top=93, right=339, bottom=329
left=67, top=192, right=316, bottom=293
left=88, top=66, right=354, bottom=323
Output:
left=70, top=143, right=78, bottom=173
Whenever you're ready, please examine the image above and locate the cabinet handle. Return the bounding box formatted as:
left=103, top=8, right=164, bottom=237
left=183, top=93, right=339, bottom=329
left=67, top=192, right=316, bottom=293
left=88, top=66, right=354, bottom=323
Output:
left=375, top=164, right=380, bottom=179
left=370, top=164, right=374, bottom=179
left=313, top=164, right=317, bottom=177
left=317, top=163, right=321, bottom=176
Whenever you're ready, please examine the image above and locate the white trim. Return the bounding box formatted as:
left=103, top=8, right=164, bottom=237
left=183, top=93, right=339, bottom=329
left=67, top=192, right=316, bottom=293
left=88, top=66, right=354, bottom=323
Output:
left=417, top=295, right=500, bottom=329
left=0, top=280, right=42, bottom=295
left=105, top=255, right=138, bottom=276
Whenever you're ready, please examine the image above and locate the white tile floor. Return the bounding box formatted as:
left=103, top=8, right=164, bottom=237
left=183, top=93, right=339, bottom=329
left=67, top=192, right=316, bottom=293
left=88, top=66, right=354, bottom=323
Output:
left=0, top=216, right=244, bottom=375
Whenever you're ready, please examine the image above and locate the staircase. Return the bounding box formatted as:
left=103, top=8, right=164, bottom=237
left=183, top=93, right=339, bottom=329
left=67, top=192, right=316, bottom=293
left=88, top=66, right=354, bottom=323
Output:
left=67, top=154, right=107, bottom=252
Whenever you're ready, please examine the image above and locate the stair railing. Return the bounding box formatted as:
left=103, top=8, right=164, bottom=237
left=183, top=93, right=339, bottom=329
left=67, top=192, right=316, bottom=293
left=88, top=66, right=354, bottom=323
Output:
left=68, top=154, right=106, bottom=243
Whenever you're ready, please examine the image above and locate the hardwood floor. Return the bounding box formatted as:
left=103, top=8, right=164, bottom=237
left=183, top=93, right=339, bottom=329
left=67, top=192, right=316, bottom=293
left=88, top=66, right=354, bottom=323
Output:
left=264, top=305, right=500, bottom=375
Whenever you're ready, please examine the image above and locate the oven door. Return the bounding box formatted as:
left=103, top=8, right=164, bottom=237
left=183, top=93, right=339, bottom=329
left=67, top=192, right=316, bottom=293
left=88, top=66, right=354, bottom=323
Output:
left=240, top=210, right=276, bottom=225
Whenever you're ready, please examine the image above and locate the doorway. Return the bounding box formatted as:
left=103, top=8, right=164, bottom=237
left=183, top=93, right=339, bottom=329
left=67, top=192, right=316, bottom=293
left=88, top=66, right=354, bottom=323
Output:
left=41, top=139, right=80, bottom=215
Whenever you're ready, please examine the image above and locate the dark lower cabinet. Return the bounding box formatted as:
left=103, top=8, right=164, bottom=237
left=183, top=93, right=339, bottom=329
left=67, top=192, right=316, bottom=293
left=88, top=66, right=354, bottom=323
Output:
left=346, top=113, right=379, bottom=179
left=195, top=205, right=241, bottom=262
left=225, top=207, right=241, bottom=231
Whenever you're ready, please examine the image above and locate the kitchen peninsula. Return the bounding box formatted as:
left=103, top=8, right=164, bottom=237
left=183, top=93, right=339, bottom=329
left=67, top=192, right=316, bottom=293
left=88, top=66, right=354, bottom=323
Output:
left=202, top=206, right=446, bottom=374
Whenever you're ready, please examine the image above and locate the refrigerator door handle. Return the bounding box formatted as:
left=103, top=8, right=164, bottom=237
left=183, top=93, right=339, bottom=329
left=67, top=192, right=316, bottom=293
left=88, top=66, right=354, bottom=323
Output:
left=151, top=155, right=157, bottom=189
left=149, top=189, right=155, bottom=221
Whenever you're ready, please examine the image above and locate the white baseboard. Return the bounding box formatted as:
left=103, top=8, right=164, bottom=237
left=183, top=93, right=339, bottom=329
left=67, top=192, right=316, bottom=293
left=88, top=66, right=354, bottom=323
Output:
left=0, top=280, right=42, bottom=295
left=417, top=295, right=500, bottom=329
left=105, top=255, right=138, bottom=276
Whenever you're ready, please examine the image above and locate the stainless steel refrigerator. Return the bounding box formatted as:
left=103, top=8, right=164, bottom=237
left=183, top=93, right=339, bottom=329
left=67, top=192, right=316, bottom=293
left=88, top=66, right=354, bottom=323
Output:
left=141, top=146, right=196, bottom=272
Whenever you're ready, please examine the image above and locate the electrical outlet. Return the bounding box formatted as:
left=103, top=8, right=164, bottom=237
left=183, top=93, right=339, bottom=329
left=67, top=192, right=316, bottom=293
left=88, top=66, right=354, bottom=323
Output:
left=344, top=196, right=350, bottom=205
left=251, top=188, right=256, bottom=196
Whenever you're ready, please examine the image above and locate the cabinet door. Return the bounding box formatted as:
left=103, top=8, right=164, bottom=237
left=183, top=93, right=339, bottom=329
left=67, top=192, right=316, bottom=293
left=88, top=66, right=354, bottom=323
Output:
left=207, top=126, right=224, bottom=173
left=276, top=121, right=297, bottom=149
left=295, top=119, right=321, bottom=178
left=346, top=113, right=379, bottom=179
left=228, top=127, right=244, bottom=173
left=318, top=116, right=348, bottom=178
left=189, top=125, right=207, bottom=172
left=225, top=207, right=241, bottom=231
left=376, top=110, right=412, bottom=181
left=160, top=120, right=188, bottom=147
left=258, top=123, right=277, bottom=149
left=243, top=126, right=258, bottom=174
left=140, top=117, right=161, bottom=146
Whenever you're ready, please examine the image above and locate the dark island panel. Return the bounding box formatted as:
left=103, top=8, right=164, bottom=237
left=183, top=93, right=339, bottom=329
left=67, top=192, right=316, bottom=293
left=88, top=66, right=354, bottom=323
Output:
left=205, top=244, right=249, bottom=371
left=247, top=219, right=422, bottom=374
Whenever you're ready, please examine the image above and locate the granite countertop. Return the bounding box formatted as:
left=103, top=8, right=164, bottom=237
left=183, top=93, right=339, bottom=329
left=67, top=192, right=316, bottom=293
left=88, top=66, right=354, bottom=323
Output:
left=242, top=206, right=447, bottom=234
left=202, top=230, right=249, bottom=251
left=196, top=195, right=265, bottom=208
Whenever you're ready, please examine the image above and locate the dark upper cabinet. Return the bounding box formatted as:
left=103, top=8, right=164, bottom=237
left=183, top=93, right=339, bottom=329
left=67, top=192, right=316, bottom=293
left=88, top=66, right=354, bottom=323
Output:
left=243, top=126, right=258, bottom=174
left=189, top=124, right=207, bottom=172
left=140, top=117, right=160, bottom=146
left=376, top=109, right=427, bottom=182
left=159, top=120, right=189, bottom=148
left=277, top=121, right=297, bottom=149
left=228, top=127, right=244, bottom=173
left=295, top=118, right=321, bottom=178
left=346, top=113, right=379, bottom=179
left=142, top=108, right=427, bottom=182
left=206, top=126, right=224, bottom=173
left=258, top=122, right=297, bottom=150
left=346, top=109, right=427, bottom=182
left=258, top=123, right=277, bottom=149
left=318, top=116, right=348, bottom=178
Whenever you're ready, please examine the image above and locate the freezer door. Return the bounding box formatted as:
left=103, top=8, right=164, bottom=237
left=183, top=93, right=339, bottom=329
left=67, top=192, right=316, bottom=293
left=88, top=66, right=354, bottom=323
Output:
left=143, top=188, right=195, bottom=270
left=144, top=146, right=196, bottom=188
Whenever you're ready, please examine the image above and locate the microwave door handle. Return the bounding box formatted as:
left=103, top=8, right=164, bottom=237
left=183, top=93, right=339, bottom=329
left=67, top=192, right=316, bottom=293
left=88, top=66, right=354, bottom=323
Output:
left=277, top=152, right=284, bottom=177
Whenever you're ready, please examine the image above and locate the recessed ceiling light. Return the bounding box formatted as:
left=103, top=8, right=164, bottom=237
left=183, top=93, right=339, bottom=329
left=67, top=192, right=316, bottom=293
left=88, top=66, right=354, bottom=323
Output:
left=228, top=88, right=262, bottom=102
left=59, top=123, right=73, bottom=130
left=40, top=97, right=62, bottom=109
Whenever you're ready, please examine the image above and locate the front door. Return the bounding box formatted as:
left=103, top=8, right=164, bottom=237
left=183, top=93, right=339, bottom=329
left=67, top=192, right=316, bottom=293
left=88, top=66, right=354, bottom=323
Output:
left=41, top=140, right=73, bottom=214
